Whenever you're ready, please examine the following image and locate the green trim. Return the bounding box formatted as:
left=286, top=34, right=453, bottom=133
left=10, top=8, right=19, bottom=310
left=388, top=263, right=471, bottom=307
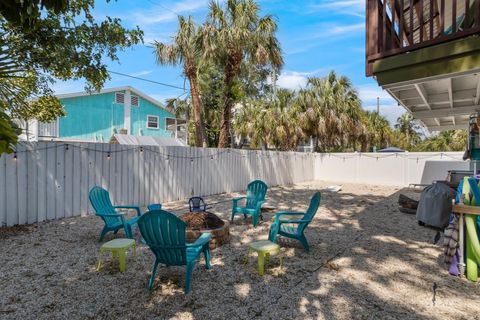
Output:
left=373, top=36, right=480, bottom=86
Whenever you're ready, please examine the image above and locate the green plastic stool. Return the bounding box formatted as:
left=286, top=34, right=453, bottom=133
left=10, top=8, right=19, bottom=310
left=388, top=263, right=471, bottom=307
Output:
left=249, top=240, right=282, bottom=276
left=97, top=239, right=136, bottom=272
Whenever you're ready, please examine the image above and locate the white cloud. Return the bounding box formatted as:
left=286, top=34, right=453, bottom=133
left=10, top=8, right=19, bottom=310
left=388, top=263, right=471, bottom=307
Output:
left=51, top=80, right=85, bottom=94
left=276, top=74, right=308, bottom=90
left=274, top=68, right=328, bottom=90
left=289, top=22, right=365, bottom=51
left=131, top=0, right=208, bottom=26
left=308, top=0, right=365, bottom=17
left=130, top=70, right=153, bottom=77
left=358, top=84, right=407, bottom=126
left=357, top=84, right=394, bottom=104
left=328, top=23, right=364, bottom=36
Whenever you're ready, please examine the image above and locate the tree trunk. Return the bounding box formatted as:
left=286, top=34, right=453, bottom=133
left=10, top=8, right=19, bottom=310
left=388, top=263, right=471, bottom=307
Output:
left=187, top=72, right=207, bottom=147
left=25, top=119, right=30, bottom=142
left=218, top=76, right=233, bottom=148
left=218, top=55, right=241, bottom=148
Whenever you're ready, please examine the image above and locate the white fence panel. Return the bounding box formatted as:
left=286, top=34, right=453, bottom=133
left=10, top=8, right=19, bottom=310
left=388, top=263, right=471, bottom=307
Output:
left=0, top=142, right=315, bottom=227
left=314, top=152, right=469, bottom=186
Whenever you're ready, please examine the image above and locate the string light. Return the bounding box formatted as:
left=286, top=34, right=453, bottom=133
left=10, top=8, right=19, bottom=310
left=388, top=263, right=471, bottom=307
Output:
left=107, top=152, right=111, bottom=160
left=65, top=144, right=69, bottom=151
left=13, top=152, right=17, bottom=160
left=140, top=147, right=143, bottom=153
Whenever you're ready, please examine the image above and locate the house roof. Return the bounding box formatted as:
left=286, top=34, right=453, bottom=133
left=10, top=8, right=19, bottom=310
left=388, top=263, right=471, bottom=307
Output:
left=56, top=86, right=173, bottom=114
left=112, top=134, right=187, bottom=147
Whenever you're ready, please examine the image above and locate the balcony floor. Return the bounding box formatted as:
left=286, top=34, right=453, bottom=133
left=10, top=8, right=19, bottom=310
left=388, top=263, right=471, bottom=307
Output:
left=1, top=181, right=479, bottom=319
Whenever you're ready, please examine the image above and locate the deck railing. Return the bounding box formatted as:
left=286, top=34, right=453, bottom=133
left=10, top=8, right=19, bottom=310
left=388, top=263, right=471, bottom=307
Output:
left=366, top=0, right=480, bottom=75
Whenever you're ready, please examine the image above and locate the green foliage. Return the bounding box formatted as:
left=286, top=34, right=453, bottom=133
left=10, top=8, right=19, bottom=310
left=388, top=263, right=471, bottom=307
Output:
left=202, top=0, right=283, bottom=147
left=0, top=109, right=19, bottom=153
left=3, top=1, right=143, bottom=92
left=0, top=0, right=67, bottom=29
left=155, top=16, right=207, bottom=147
left=0, top=0, right=143, bottom=152
left=416, top=130, right=467, bottom=152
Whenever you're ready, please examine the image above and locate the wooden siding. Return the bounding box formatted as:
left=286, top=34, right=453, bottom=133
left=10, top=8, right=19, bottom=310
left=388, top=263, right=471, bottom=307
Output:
left=366, top=0, right=480, bottom=76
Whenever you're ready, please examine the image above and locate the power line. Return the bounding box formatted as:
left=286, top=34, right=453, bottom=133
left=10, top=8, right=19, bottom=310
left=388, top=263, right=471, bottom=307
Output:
left=108, top=70, right=187, bottom=91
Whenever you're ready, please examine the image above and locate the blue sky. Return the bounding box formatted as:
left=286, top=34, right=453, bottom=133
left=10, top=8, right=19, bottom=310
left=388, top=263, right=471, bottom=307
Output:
left=53, top=0, right=404, bottom=125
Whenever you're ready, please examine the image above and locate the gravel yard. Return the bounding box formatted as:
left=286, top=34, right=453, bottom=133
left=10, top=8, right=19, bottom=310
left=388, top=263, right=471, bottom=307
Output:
left=1, top=181, right=480, bottom=319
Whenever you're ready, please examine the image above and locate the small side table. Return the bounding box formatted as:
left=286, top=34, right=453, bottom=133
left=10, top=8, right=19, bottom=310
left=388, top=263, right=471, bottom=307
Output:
left=97, top=239, right=136, bottom=272
left=249, top=240, right=282, bottom=276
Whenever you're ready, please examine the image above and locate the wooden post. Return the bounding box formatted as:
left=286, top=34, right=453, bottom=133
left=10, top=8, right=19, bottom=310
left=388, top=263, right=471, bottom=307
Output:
left=366, top=0, right=380, bottom=75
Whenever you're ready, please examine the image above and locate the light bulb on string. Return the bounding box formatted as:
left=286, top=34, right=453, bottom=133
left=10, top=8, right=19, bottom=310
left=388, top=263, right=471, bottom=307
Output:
left=13, top=151, right=17, bottom=160
left=107, top=152, right=111, bottom=160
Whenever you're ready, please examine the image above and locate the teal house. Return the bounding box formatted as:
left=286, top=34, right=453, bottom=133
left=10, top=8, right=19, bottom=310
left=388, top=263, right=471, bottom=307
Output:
left=34, top=86, right=184, bottom=143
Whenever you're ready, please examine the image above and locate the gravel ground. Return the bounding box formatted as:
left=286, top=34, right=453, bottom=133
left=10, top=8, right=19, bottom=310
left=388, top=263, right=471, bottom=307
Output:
left=1, top=181, right=480, bottom=320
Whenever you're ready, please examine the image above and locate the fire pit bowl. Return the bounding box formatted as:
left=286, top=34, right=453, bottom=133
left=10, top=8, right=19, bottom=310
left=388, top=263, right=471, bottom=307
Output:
left=180, top=212, right=230, bottom=249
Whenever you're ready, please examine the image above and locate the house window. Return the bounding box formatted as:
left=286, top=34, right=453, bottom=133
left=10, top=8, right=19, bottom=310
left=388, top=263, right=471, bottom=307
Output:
left=131, top=95, right=139, bottom=107
left=147, top=115, right=159, bottom=129
left=115, top=92, right=125, bottom=104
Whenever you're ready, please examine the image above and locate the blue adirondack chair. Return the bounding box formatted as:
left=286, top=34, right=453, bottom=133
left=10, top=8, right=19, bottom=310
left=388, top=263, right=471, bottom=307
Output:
left=89, top=186, right=144, bottom=241
left=137, top=210, right=212, bottom=294
left=231, top=180, right=268, bottom=227
left=189, top=196, right=210, bottom=212
left=268, top=192, right=321, bottom=252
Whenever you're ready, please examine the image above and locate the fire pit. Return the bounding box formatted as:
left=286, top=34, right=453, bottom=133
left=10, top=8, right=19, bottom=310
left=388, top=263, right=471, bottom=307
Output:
left=180, top=212, right=230, bottom=249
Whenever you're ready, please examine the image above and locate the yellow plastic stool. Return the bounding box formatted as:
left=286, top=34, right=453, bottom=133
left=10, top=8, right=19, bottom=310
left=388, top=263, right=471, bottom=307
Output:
left=97, top=239, right=136, bottom=272
left=249, top=240, right=282, bottom=276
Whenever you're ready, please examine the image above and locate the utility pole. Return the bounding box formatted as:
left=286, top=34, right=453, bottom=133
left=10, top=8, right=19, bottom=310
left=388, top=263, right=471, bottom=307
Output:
left=376, top=97, right=380, bottom=114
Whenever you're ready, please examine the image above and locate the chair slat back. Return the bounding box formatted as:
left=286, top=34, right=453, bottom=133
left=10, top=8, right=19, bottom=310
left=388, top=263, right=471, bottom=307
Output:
left=246, top=180, right=268, bottom=209
left=138, top=210, right=187, bottom=266
left=189, top=197, right=205, bottom=212
left=299, top=192, right=321, bottom=233
left=89, top=186, right=121, bottom=226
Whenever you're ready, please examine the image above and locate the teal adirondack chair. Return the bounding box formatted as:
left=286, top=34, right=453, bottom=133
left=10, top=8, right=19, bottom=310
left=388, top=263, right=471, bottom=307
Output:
left=89, top=186, right=145, bottom=241
left=268, top=192, right=321, bottom=252
left=138, top=210, right=211, bottom=294
left=231, top=180, right=268, bottom=227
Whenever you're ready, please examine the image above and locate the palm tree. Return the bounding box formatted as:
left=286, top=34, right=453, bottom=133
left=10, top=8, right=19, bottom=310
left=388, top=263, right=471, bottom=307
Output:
left=233, top=100, right=268, bottom=149
left=265, top=88, right=303, bottom=150
left=395, top=113, right=421, bottom=146
left=297, top=71, right=363, bottom=152
left=0, top=34, right=27, bottom=152
left=418, top=130, right=467, bottom=151
left=360, top=111, right=392, bottom=151
left=202, top=0, right=283, bottom=148
left=154, top=16, right=207, bottom=147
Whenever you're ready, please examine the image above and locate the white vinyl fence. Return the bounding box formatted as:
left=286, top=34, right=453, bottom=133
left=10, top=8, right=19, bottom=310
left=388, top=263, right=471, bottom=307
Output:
left=0, top=142, right=471, bottom=227
left=0, top=142, right=315, bottom=227
left=314, top=152, right=469, bottom=186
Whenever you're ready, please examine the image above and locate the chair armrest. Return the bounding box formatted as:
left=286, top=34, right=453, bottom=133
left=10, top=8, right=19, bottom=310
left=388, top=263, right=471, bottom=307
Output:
left=275, top=211, right=305, bottom=219
left=187, top=233, right=212, bottom=248
left=97, top=213, right=125, bottom=223
left=233, top=196, right=246, bottom=207
left=114, top=205, right=142, bottom=217
left=98, top=213, right=124, bottom=218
